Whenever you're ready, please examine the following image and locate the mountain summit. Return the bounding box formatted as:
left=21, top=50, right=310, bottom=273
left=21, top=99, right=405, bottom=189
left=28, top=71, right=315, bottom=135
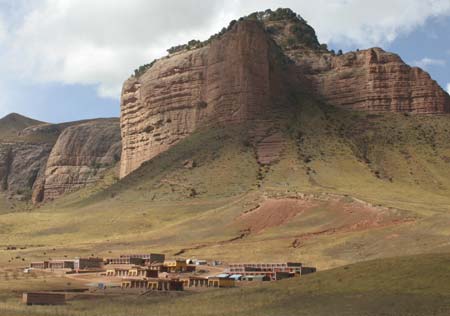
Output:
left=0, top=113, right=44, bottom=139
left=120, top=8, right=450, bottom=178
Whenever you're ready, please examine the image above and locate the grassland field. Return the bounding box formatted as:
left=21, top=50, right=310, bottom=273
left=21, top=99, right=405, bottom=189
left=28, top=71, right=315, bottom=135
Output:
left=1, top=253, right=450, bottom=316
left=1, top=97, right=450, bottom=315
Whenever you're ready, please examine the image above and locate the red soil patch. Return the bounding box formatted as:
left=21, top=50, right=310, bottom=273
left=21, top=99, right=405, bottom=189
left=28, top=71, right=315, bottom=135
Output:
left=289, top=198, right=415, bottom=248
left=237, top=196, right=414, bottom=236
left=237, top=198, right=318, bottom=233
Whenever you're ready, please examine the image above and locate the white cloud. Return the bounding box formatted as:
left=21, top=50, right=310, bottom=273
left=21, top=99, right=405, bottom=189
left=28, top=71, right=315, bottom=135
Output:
left=0, top=11, right=8, bottom=45
left=0, top=81, right=8, bottom=118
left=232, top=0, right=450, bottom=46
left=412, top=57, right=446, bottom=69
left=0, top=100, right=5, bottom=118
left=2, top=0, right=234, bottom=98
left=0, top=21, right=5, bottom=43
left=1, top=0, right=450, bottom=99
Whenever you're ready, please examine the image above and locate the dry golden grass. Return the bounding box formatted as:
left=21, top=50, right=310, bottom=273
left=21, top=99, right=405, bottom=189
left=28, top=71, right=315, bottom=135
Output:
left=1, top=253, right=450, bottom=316
left=1, top=98, right=450, bottom=315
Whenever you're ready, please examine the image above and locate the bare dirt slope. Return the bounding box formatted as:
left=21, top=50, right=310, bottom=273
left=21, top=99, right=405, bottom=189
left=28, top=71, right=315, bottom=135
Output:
left=236, top=196, right=412, bottom=235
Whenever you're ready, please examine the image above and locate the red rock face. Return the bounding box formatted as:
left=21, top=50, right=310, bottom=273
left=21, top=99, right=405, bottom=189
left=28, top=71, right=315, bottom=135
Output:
left=290, top=48, right=450, bottom=113
left=0, top=116, right=121, bottom=203
left=41, top=119, right=121, bottom=202
left=120, top=21, right=284, bottom=178
left=120, top=16, right=450, bottom=178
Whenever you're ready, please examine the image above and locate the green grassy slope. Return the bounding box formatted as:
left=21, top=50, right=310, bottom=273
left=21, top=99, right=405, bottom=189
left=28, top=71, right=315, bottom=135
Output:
left=1, top=253, right=450, bottom=316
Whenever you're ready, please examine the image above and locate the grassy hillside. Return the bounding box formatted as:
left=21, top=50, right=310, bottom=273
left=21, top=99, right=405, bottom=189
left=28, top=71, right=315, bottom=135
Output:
left=0, top=96, right=450, bottom=315
left=0, top=96, right=449, bottom=271
left=1, top=253, right=450, bottom=316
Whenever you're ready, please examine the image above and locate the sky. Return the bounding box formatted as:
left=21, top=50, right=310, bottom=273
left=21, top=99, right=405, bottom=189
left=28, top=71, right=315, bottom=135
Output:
left=0, top=0, right=449, bottom=123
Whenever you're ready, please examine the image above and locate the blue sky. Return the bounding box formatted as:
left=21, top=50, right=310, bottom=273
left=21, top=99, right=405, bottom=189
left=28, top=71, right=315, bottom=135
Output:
left=0, top=0, right=449, bottom=123
left=389, top=17, right=450, bottom=93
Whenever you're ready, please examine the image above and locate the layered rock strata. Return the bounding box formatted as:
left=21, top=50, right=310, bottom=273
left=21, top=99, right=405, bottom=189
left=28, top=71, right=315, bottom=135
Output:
left=264, top=13, right=450, bottom=113
left=0, top=115, right=121, bottom=203
left=120, top=9, right=450, bottom=178
left=120, top=20, right=287, bottom=177
left=0, top=143, right=51, bottom=201
left=40, top=119, right=121, bottom=202
left=287, top=48, right=450, bottom=113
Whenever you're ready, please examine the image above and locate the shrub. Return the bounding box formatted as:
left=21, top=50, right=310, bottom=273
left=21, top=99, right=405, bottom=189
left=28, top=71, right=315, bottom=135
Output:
left=286, top=37, right=296, bottom=47
left=228, top=20, right=237, bottom=30
left=133, top=59, right=157, bottom=78
left=157, top=8, right=323, bottom=72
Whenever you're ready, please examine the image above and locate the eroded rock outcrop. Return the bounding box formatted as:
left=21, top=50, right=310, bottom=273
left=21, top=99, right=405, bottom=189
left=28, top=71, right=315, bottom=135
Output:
left=288, top=48, right=450, bottom=113
left=120, top=20, right=290, bottom=178
left=120, top=8, right=450, bottom=178
left=0, top=114, right=54, bottom=201
left=0, top=114, right=121, bottom=203
left=262, top=10, right=450, bottom=113
left=0, top=142, right=53, bottom=201
left=40, top=119, right=121, bottom=202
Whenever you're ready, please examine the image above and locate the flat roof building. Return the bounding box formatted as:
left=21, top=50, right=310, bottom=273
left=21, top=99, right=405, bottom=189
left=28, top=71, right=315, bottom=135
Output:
left=120, top=253, right=165, bottom=264
left=121, top=278, right=183, bottom=291
left=228, top=262, right=303, bottom=280
left=30, top=261, right=49, bottom=269
left=74, top=258, right=103, bottom=270
left=229, top=262, right=302, bottom=272
left=105, top=257, right=145, bottom=266
left=301, top=267, right=317, bottom=275
left=22, top=292, right=65, bottom=305
left=106, top=266, right=158, bottom=278
left=207, top=277, right=235, bottom=288
left=275, top=272, right=294, bottom=280
left=241, top=275, right=269, bottom=282
left=48, top=260, right=75, bottom=270
left=163, top=260, right=190, bottom=273
left=129, top=267, right=159, bottom=278
left=180, top=276, right=208, bottom=288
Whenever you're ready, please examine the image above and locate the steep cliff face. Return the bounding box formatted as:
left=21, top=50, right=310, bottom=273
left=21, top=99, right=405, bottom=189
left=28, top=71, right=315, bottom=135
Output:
left=287, top=48, right=450, bottom=113
left=1, top=144, right=52, bottom=201
left=39, top=119, right=121, bottom=202
left=262, top=11, right=450, bottom=113
left=119, top=8, right=450, bottom=178
left=120, top=20, right=288, bottom=178
left=0, top=114, right=52, bottom=201
left=0, top=114, right=121, bottom=203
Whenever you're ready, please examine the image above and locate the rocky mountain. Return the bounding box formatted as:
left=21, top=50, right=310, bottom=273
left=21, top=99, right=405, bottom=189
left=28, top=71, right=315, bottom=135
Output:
left=120, top=8, right=450, bottom=178
left=39, top=119, right=121, bottom=202
left=290, top=48, right=450, bottom=113
left=120, top=19, right=290, bottom=178
left=1, top=8, right=449, bottom=203
left=0, top=114, right=121, bottom=203
left=262, top=12, right=450, bottom=113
